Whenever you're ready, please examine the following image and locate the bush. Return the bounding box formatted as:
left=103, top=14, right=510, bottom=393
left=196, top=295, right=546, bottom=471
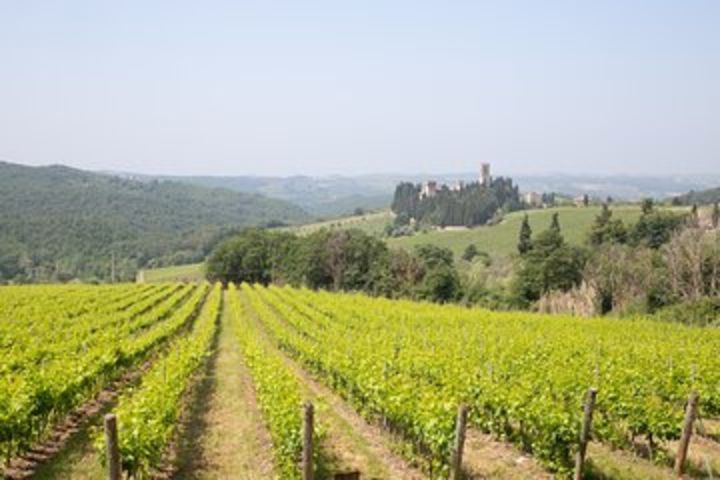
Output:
left=654, top=298, right=720, bottom=326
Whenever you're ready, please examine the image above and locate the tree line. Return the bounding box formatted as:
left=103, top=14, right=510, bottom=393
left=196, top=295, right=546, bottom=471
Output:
left=510, top=201, right=719, bottom=324
left=206, top=228, right=462, bottom=303
left=208, top=201, right=718, bottom=325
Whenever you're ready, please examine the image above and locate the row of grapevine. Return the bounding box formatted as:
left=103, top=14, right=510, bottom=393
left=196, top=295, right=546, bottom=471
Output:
left=227, top=283, right=311, bottom=479
left=0, top=283, right=185, bottom=372
left=0, top=283, right=208, bottom=462
left=96, top=283, right=222, bottom=477
left=0, top=283, right=157, bottom=322
left=248, top=284, right=720, bottom=477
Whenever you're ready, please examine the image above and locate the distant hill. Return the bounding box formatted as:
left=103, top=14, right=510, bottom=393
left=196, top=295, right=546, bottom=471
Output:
left=119, top=172, right=720, bottom=217
left=118, top=174, right=393, bottom=217
left=672, top=186, right=720, bottom=205
left=0, top=162, right=307, bottom=283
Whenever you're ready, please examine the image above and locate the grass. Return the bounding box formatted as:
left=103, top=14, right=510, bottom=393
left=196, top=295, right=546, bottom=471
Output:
left=139, top=263, right=204, bottom=283
left=285, top=210, right=393, bottom=236
left=388, top=205, right=647, bottom=259
left=173, top=291, right=277, bottom=479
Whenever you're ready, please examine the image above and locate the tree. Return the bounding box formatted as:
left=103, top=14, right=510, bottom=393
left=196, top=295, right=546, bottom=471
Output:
left=689, top=204, right=699, bottom=227
left=512, top=223, right=586, bottom=306
left=416, top=264, right=462, bottom=303
left=462, top=244, right=480, bottom=261
left=630, top=211, right=686, bottom=249
left=550, top=212, right=561, bottom=233
left=414, top=245, right=461, bottom=302
left=205, top=229, right=275, bottom=285
left=517, top=214, right=533, bottom=255
left=588, top=204, right=627, bottom=246
left=712, top=202, right=720, bottom=229
left=641, top=198, right=654, bottom=215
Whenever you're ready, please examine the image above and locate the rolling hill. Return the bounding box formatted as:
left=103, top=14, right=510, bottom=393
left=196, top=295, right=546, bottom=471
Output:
left=0, top=162, right=308, bottom=283
left=672, top=186, right=720, bottom=205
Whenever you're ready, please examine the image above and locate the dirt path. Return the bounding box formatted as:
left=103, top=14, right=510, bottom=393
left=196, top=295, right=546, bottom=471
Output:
left=173, top=291, right=276, bottom=479
left=461, top=430, right=551, bottom=479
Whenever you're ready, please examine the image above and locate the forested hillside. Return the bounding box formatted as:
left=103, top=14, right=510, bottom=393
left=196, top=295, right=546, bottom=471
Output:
left=0, top=162, right=307, bottom=283
left=672, top=186, right=720, bottom=205
left=391, top=178, right=522, bottom=227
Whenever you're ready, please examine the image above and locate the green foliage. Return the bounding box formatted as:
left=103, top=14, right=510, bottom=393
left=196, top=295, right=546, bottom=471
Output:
left=0, top=161, right=307, bottom=283
left=232, top=284, right=313, bottom=479
left=0, top=283, right=206, bottom=462
left=206, top=229, right=286, bottom=285
left=388, top=206, right=643, bottom=260
left=206, top=228, right=462, bottom=302
left=512, top=219, right=586, bottom=306
left=413, top=245, right=462, bottom=302
left=641, top=198, right=654, bottom=215
left=550, top=212, right=561, bottom=232
left=654, top=298, right=720, bottom=326
left=587, top=204, right=627, bottom=246
left=672, top=186, right=720, bottom=206
left=517, top=214, right=533, bottom=254
left=247, top=284, right=720, bottom=477
left=629, top=210, right=686, bottom=249
left=99, top=284, right=221, bottom=477
left=391, top=177, right=522, bottom=227
left=713, top=202, right=720, bottom=228
left=462, top=244, right=480, bottom=261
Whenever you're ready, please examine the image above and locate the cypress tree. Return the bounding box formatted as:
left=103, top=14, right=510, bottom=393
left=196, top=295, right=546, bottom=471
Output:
left=518, top=214, right=533, bottom=255
left=550, top=212, right=561, bottom=233
left=689, top=203, right=699, bottom=227
left=713, top=202, right=720, bottom=229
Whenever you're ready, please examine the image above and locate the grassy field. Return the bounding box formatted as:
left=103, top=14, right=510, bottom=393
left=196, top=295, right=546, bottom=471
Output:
left=285, top=209, right=392, bottom=236
left=138, top=263, right=204, bottom=283
left=388, top=205, right=646, bottom=259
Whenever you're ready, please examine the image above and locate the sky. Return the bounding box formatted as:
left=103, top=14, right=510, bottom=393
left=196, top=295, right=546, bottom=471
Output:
left=0, top=1, right=718, bottom=177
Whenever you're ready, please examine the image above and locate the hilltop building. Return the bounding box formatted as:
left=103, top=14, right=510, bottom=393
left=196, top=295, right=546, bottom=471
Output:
left=523, top=191, right=543, bottom=208
left=480, top=163, right=491, bottom=186
left=574, top=194, right=589, bottom=207
left=420, top=181, right=438, bottom=198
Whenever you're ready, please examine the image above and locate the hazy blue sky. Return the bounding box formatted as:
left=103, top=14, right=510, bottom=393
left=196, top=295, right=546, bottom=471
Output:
left=1, top=1, right=718, bottom=176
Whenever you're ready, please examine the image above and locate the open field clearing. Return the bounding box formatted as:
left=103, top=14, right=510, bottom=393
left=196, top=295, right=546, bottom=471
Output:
left=387, top=205, right=646, bottom=259
left=286, top=210, right=393, bottom=237
left=138, top=263, right=206, bottom=283
left=1, top=283, right=718, bottom=479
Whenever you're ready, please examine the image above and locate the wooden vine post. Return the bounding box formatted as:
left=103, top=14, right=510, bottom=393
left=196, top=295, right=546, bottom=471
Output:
left=449, top=404, right=469, bottom=480
left=303, top=401, right=314, bottom=480
left=104, top=414, right=121, bottom=480
left=674, top=391, right=699, bottom=477
left=574, top=387, right=597, bottom=480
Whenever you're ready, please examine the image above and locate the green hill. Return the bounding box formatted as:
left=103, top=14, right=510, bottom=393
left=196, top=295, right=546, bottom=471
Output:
left=672, top=186, right=720, bottom=205
left=387, top=205, right=647, bottom=259
left=0, top=162, right=307, bottom=283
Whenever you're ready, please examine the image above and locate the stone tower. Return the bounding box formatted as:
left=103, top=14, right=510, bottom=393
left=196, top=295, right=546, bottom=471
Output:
left=480, top=163, right=491, bottom=186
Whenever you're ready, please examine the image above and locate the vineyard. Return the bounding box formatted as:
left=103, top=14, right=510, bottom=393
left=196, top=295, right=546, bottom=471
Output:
left=1, top=283, right=719, bottom=479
